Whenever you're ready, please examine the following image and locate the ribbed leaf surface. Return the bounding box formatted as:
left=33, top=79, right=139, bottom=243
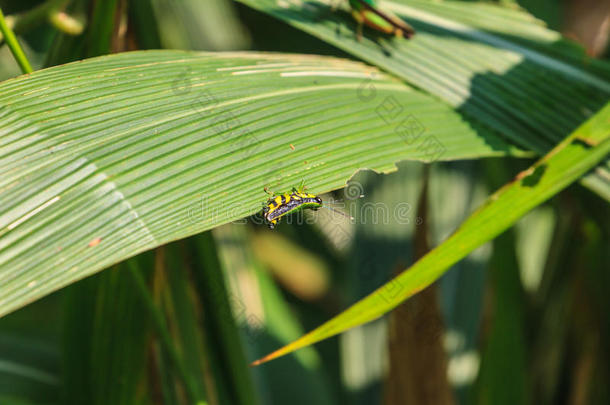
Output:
left=0, top=50, right=517, bottom=316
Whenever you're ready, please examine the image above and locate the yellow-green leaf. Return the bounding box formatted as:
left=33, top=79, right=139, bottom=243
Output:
left=252, top=102, right=610, bottom=365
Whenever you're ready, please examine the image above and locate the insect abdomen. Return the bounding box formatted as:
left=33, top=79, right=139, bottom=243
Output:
left=263, top=192, right=322, bottom=227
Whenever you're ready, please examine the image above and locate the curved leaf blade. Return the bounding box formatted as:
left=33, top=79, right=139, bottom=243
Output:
left=252, top=102, right=610, bottom=365
left=0, top=50, right=518, bottom=317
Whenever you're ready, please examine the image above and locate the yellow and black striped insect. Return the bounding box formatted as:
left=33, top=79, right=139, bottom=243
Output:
left=262, top=182, right=323, bottom=229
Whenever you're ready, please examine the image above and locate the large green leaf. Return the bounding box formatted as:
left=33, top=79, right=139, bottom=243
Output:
left=0, top=50, right=517, bottom=317
left=235, top=0, right=610, bottom=199
left=251, top=102, right=610, bottom=365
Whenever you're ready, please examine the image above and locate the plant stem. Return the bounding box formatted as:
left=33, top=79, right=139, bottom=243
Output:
left=0, top=6, right=33, bottom=74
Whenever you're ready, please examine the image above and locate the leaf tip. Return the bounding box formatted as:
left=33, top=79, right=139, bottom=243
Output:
left=250, top=343, right=301, bottom=366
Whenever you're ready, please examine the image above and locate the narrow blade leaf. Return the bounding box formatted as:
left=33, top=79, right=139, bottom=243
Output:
left=252, top=102, right=610, bottom=365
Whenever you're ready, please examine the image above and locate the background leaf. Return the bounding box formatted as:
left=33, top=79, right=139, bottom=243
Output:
left=62, top=257, right=153, bottom=405
left=235, top=0, right=610, bottom=200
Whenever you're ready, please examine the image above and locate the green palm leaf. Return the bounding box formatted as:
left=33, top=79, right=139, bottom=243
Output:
left=0, top=50, right=517, bottom=317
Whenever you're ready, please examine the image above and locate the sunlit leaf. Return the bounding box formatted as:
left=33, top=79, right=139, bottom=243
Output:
left=236, top=0, right=610, bottom=199
left=0, top=50, right=518, bottom=316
